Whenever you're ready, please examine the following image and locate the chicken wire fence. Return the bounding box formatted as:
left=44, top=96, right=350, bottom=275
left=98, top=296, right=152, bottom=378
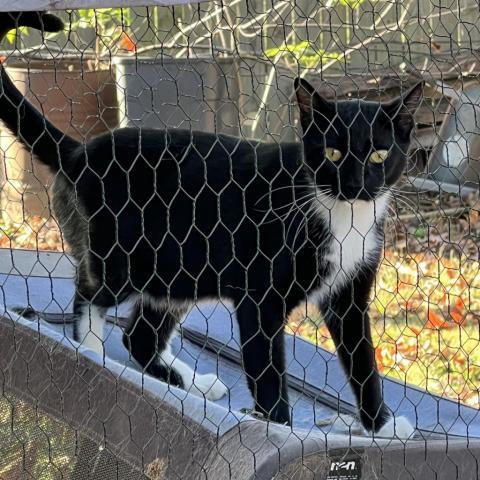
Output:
left=0, top=1, right=480, bottom=479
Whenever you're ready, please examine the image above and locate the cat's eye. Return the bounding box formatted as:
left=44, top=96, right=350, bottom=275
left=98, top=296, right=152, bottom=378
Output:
left=369, top=149, right=389, bottom=164
left=325, top=147, right=342, bottom=162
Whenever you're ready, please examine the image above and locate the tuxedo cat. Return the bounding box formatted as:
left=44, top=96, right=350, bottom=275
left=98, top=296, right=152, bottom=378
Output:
left=0, top=12, right=423, bottom=437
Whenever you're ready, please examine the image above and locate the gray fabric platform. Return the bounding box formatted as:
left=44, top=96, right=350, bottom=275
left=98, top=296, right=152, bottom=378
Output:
left=1, top=266, right=480, bottom=438
left=0, top=271, right=342, bottom=432
left=2, top=250, right=480, bottom=478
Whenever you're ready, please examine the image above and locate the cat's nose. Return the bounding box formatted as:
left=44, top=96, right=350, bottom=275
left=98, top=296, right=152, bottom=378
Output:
left=339, top=175, right=369, bottom=199
left=342, top=182, right=357, bottom=191
left=339, top=183, right=361, bottom=199
left=342, top=173, right=365, bottom=191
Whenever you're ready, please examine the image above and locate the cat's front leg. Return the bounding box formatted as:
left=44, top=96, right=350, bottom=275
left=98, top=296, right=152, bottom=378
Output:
left=319, top=271, right=414, bottom=438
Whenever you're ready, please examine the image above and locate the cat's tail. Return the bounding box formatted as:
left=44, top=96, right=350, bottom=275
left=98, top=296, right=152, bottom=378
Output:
left=0, top=12, right=80, bottom=172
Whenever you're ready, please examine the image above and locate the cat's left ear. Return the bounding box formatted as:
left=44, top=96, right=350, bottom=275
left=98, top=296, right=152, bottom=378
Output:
left=294, top=77, right=333, bottom=132
left=387, top=81, right=424, bottom=132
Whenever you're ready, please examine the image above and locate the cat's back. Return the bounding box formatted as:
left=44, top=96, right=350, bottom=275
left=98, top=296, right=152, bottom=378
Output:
left=76, top=127, right=299, bottom=192
left=67, top=127, right=286, bottom=217
left=76, top=128, right=258, bottom=179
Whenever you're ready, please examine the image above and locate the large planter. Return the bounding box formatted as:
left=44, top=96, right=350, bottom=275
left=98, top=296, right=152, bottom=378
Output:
left=0, top=58, right=118, bottom=222
left=113, top=56, right=241, bottom=136
left=427, top=82, right=480, bottom=189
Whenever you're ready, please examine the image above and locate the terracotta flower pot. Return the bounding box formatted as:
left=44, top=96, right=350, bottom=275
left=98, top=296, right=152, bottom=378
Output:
left=0, top=58, right=118, bottom=222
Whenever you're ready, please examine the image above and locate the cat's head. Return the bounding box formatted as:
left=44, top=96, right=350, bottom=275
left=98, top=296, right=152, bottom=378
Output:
left=295, top=78, right=423, bottom=201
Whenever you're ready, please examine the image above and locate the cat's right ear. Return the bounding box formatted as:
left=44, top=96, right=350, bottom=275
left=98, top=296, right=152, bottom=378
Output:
left=385, top=81, right=424, bottom=135
left=294, top=78, right=332, bottom=133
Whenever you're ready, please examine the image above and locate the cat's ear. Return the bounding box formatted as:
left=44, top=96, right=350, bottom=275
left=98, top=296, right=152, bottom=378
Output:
left=295, top=78, right=318, bottom=115
left=387, top=81, right=424, bottom=132
left=401, top=81, right=424, bottom=114
left=294, top=77, right=332, bottom=132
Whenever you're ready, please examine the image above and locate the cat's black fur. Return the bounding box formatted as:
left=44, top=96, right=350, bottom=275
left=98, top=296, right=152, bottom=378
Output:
left=0, top=12, right=423, bottom=431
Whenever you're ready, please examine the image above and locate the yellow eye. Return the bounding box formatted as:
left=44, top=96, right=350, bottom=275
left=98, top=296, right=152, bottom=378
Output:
left=370, top=149, right=388, bottom=164
left=325, top=147, right=342, bottom=162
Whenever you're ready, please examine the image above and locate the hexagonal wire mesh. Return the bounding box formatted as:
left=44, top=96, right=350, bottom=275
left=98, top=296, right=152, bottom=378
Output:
left=0, top=1, right=480, bottom=479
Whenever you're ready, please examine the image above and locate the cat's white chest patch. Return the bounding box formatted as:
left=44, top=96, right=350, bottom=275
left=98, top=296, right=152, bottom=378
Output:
left=309, top=191, right=389, bottom=304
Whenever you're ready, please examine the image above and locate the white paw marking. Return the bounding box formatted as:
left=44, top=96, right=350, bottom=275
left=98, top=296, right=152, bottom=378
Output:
left=191, top=373, right=228, bottom=401
left=317, top=413, right=415, bottom=440
left=376, top=416, right=415, bottom=439
left=81, top=333, right=105, bottom=355
left=77, top=305, right=105, bottom=355
left=159, top=341, right=227, bottom=401
left=317, top=413, right=364, bottom=435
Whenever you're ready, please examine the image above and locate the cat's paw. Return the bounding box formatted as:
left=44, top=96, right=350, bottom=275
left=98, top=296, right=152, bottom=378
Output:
left=146, top=363, right=185, bottom=388
left=316, top=413, right=415, bottom=439
left=191, top=373, right=228, bottom=401
left=79, top=332, right=105, bottom=357
left=316, top=413, right=364, bottom=435
left=376, top=415, right=415, bottom=439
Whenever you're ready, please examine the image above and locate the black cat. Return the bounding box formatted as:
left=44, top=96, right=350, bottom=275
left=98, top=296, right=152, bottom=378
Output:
left=0, top=12, right=422, bottom=436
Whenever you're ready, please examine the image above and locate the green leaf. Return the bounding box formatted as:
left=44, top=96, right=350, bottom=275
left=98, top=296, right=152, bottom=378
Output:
left=335, top=0, right=368, bottom=7
left=68, top=8, right=133, bottom=57
left=4, top=26, right=29, bottom=45
left=265, top=41, right=341, bottom=68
